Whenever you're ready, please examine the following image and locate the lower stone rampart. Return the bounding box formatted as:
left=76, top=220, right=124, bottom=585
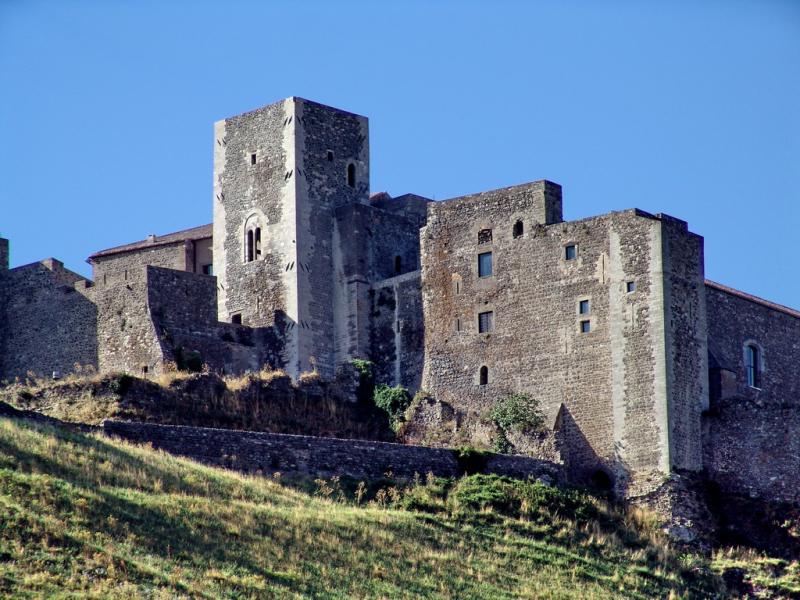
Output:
left=103, top=420, right=563, bottom=482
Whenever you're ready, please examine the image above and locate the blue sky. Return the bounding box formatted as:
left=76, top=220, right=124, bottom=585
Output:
left=1, top=0, right=798, bottom=307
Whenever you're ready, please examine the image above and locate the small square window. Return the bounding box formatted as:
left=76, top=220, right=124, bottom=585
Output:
left=250, top=153, right=257, bottom=165
left=579, top=299, right=590, bottom=315
left=626, top=281, right=636, bottom=293
left=231, top=313, right=242, bottom=325
left=478, top=252, right=493, bottom=278
left=201, top=264, right=213, bottom=275
left=565, top=244, right=577, bottom=260
left=580, top=320, right=591, bottom=333
left=478, top=311, right=494, bottom=333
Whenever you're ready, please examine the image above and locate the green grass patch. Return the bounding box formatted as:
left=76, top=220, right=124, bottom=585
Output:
left=0, top=416, right=753, bottom=598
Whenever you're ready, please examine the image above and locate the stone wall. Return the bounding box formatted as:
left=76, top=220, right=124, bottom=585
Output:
left=369, top=272, right=425, bottom=393
left=103, top=420, right=562, bottom=482
left=0, top=238, right=8, bottom=271
left=704, top=282, right=800, bottom=504
left=0, top=259, right=96, bottom=381
left=706, top=281, right=800, bottom=407
left=703, top=399, right=800, bottom=504
left=420, top=190, right=707, bottom=492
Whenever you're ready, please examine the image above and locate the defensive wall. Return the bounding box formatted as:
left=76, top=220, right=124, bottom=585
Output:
left=102, top=419, right=562, bottom=482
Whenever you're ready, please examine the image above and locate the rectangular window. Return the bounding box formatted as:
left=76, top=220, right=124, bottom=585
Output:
left=565, top=244, right=577, bottom=260
left=580, top=320, right=591, bottom=333
left=626, top=281, right=636, bottom=293
left=478, top=311, right=494, bottom=333
left=250, top=153, right=257, bottom=165
left=579, top=299, right=590, bottom=315
left=231, top=313, right=242, bottom=325
left=202, top=264, right=213, bottom=275
left=478, top=252, right=493, bottom=277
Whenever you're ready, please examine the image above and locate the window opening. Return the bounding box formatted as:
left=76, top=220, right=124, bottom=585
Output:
left=626, top=281, right=636, bottom=293
left=580, top=320, right=591, bottom=333
left=745, top=344, right=761, bottom=388
left=478, top=252, right=493, bottom=278
left=231, top=313, right=242, bottom=325
left=347, top=163, right=356, bottom=187
left=565, top=244, right=577, bottom=260
left=202, top=264, right=213, bottom=275
left=455, top=318, right=461, bottom=332
left=246, top=230, right=254, bottom=262
left=513, top=220, right=523, bottom=238
left=478, top=228, right=493, bottom=244
left=478, top=311, right=494, bottom=333
left=250, top=152, right=257, bottom=165
left=479, top=366, right=489, bottom=386
left=327, top=150, right=334, bottom=161
left=255, top=227, right=262, bottom=258
left=579, top=299, right=590, bottom=315
left=394, top=255, right=402, bottom=274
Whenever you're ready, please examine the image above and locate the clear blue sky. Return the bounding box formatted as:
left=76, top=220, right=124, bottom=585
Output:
left=1, top=1, right=798, bottom=307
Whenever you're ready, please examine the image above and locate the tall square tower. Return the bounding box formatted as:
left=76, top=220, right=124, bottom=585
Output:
left=213, top=97, right=370, bottom=378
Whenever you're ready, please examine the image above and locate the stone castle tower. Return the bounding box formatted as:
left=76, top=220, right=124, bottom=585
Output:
left=213, top=98, right=370, bottom=378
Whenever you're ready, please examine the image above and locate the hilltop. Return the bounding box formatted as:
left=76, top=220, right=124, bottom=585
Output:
left=2, top=415, right=798, bottom=599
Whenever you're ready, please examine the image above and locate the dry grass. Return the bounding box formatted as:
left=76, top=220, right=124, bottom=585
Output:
left=0, top=417, right=732, bottom=599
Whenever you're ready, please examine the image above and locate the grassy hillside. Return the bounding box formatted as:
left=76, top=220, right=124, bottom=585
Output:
left=0, top=417, right=793, bottom=599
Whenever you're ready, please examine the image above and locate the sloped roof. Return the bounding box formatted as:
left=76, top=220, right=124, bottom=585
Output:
left=88, top=223, right=212, bottom=261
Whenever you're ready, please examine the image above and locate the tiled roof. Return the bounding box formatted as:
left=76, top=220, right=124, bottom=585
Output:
left=88, top=223, right=212, bottom=261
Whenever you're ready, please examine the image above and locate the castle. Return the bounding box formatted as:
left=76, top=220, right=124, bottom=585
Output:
left=1, top=97, right=798, bottom=517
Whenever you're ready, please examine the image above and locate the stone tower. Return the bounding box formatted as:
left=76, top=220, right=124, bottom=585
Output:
left=213, top=97, right=370, bottom=378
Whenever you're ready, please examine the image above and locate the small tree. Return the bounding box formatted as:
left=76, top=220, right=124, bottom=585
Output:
left=489, top=393, right=543, bottom=453
left=373, top=384, right=412, bottom=431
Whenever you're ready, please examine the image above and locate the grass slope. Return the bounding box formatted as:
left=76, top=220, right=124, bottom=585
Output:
left=0, top=417, right=785, bottom=599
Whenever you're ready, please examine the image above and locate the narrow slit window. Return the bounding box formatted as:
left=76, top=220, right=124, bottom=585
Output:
left=255, top=228, right=262, bottom=258
left=347, top=163, right=356, bottom=187
left=513, top=220, right=523, bottom=238
left=478, top=310, right=494, bottom=333
left=327, top=150, right=334, bottom=162
left=394, top=255, right=402, bottom=274
left=455, top=318, right=461, bottom=332
left=745, top=344, right=761, bottom=388
left=250, top=153, right=257, bottom=165
left=478, top=252, right=493, bottom=278
left=246, top=230, right=254, bottom=262
left=479, top=366, right=489, bottom=386
left=565, top=244, right=577, bottom=260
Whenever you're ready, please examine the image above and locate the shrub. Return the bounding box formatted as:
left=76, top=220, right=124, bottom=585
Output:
left=108, top=374, right=133, bottom=395
left=447, top=474, right=598, bottom=523
left=373, top=384, right=411, bottom=431
left=490, top=393, right=544, bottom=434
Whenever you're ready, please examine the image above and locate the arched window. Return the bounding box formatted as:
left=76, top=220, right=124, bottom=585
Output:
left=347, top=163, right=356, bottom=187
left=394, top=255, right=402, bottom=274
left=513, top=220, right=523, bottom=238
left=254, top=227, right=262, bottom=259
left=246, top=230, right=254, bottom=262
left=479, top=366, right=488, bottom=386
left=745, top=344, right=761, bottom=388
